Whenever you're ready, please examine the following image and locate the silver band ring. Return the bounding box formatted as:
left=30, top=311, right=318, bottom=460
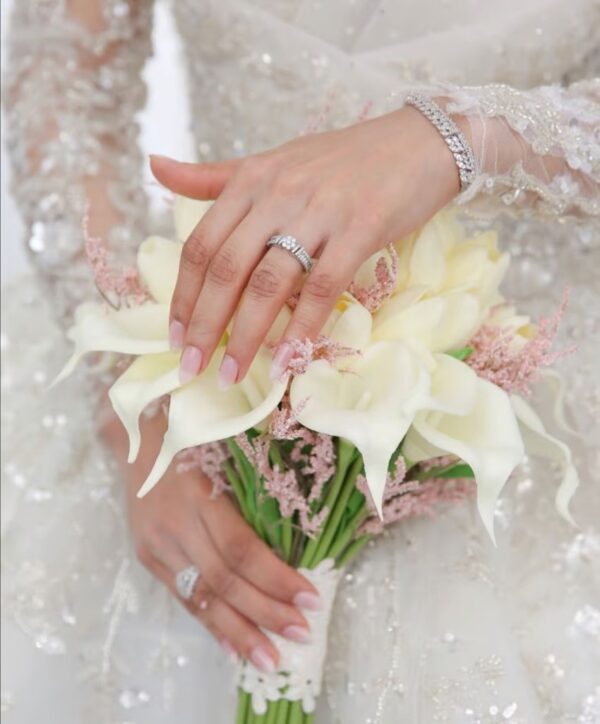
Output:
left=175, top=564, right=201, bottom=601
left=266, top=234, right=314, bottom=272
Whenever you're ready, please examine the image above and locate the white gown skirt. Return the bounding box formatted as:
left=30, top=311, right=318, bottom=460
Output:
left=2, top=276, right=599, bottom=724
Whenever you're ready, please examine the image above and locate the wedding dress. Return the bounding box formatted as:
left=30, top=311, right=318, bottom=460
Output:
left=2, top=1, right=599, bottom=722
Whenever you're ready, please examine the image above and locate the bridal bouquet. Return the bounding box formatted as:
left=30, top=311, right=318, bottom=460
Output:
left=57, top=197, right=578, bottom=723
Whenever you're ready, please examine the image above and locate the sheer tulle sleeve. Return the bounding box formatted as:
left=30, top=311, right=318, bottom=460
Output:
left=417, top=80, right=600, bottom=220
left=3, top=0, right=154, bottom=321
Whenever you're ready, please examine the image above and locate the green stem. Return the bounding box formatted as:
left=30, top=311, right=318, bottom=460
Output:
left=308, top=456, right=364, bottom=567
left=337, top=534, right=371, bottom=568
left=275, top=701, right=290, bottom=724
left=223, top=461, right=250, bottom=520
left=288, top=701, right=304, bottom=724
left=327, top=506, right=369, bottom=562
left=281, top=516, right=293, bottom=562
left=236, top=690, right=250, bottom=724
left=265, top=702, right=279, bottom=724
left=299, top=440, right=356, bottom=567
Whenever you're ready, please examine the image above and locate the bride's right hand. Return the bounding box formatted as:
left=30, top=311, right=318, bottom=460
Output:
left=101, top=405, right=319, bottom=673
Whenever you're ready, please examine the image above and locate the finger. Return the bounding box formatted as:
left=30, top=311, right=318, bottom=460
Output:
left=148, top=554, right=280, bottom=670
left=275, top=236, right=367, bottom=374
left=169, top=191, right=251, bottom=352
left=198, top=489, right=322, bottom=611
left=223, top=222, right=325, bottom=384
left=192, top=577, right=280, bottom=670
left=178, top=512, right=310, bottom=640
left=150, top=155, right=241, bottom=200
left=179, top=205, right=286, bottom=382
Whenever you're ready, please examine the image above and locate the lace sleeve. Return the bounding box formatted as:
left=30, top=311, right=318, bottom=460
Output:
left=3, top=0, right=154, bottom=321
left=422, top=80, right=600, bottom=220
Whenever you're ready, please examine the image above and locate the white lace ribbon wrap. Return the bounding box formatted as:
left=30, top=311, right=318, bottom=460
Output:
left=237, top=558, right=342, bottom=715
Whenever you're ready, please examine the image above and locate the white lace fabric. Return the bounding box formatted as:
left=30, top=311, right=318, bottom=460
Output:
left=2, top=0, right=153, bottom=320
left=2, top=1, right=600, bottom=723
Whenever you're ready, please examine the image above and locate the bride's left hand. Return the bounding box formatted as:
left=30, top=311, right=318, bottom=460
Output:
left=151, top=106, right=462, bottom=386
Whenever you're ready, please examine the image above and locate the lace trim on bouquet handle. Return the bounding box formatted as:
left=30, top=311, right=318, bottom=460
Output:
left=237, top=559, right=342, bottom=715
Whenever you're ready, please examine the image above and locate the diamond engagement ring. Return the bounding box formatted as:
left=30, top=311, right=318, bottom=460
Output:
left=266, top=234, right=314, bottom=272
left=175, top=565, right=201, bottom=601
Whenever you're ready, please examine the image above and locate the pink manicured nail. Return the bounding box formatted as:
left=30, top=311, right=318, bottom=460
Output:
left=219, top=354, right=239, bottom=391
left=293, top=591, right=322, bottom=611
left=169, top=320, right=185, bottom=349
left=179, top=345, right=203, bottom=384
left=220, top=639, right=238, bottom=662
left=270, top=342, right=294, bottom=380
left=250, top=646, right=276, bottom=674
left=281, top=625, right=311, bottom=644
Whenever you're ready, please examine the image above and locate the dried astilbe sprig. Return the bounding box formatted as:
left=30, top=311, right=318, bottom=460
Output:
left=467, top=290, right=574, bottom=395
left=349, top=244, right=399, bottom=313
left=175, top=442, right=230, bottom=497
left=360, top=478, right=476, bottom=535
left=235, top=430, right=330, bottom=537
left=284, top=336, right=360, bottom=377
left=83, top=209, right=149, bottom=308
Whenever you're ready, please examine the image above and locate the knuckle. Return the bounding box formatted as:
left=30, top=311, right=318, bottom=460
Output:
left=205, top=564, right=237, bottom=599
left=226, top=532, right=258, bottom=573
left=207, top=247, right=238, bottom=287
left=303, top=270, right=337, bottom=303
left=182, top=229, right=211, bottom=268
left=247, top=265, right=281, bottom=300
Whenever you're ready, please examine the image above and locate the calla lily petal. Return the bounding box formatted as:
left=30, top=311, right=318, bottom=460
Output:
left=54, top=302, right=170, bottom=385
left=137, top=236, right=182, bottom=304
left=510, top=394, right=579, bottom=524
left=374, top=293, right=480, bottom=352
left=409, top=378, right=525, bottom=543
left=174, top=195, right=213, bottom=242
left=108, top=352, right=181, bottom=463
left=137, top=349, right=286, bottom=497
left=291, top=341, right=431, bottom=516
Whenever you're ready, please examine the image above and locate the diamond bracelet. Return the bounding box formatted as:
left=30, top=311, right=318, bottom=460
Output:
left=405, top=94, right=476, bottom=192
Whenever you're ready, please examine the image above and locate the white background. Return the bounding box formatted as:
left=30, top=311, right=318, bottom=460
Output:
left=1, top=0, right=193, bottom=283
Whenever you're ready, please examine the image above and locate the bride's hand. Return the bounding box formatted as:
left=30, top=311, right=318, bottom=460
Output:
left=101, top=407, right=319, bottom=672
left=150, top=106, right=461, bottom=386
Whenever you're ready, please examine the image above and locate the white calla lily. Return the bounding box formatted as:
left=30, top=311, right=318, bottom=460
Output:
left=54, top=302, right=170, bottom=385
left=137, top=348, right=286, bottom=497
left=173, top=195, right=213, bottom=241
left=137, top=236, right=182, bottom=304
left=404, top=375, right=525, bottom=543
left=109, top=352, right=181, bottom=463
left=291, top=340, right=432, bottom=517
left=510, top=394, right=579, bottom=524
left=373, top=292, right=480, bottom=352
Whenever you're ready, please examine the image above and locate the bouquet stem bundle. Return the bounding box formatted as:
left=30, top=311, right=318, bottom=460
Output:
left=227, top=437, right=370, bottom=724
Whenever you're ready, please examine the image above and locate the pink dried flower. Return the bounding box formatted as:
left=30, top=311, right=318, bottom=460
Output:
left=175, top=442, right=230, bottom=497
left=285, top=336, right=360, bottom=377
left=467, top=290, right=574, bottom=395
left=361, top=477, right=476, bottom=535
left=349, top=245, right=398, bottom=313
left=83, top=209, right=149, bottom=308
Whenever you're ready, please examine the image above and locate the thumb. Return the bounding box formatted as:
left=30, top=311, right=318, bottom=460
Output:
left=149, top=155, right=241, bottom=200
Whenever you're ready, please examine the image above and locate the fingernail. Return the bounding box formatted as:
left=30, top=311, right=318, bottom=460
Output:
left=149, top=153, right=173, bottom=162
left=281, top=625, right=311, bottom=644
left=293, top=591, right=322, bottom=611
left=250, top=646, right=276, bottom=674
left=169, top=320, right=185, bottom=350
left=179, top=345, right=203, bottom=384
left=218, top=354, right=239, bottom=391
left=220, top=639, right=239, bottom=663
left=270, top=342, right=294, bottom=380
